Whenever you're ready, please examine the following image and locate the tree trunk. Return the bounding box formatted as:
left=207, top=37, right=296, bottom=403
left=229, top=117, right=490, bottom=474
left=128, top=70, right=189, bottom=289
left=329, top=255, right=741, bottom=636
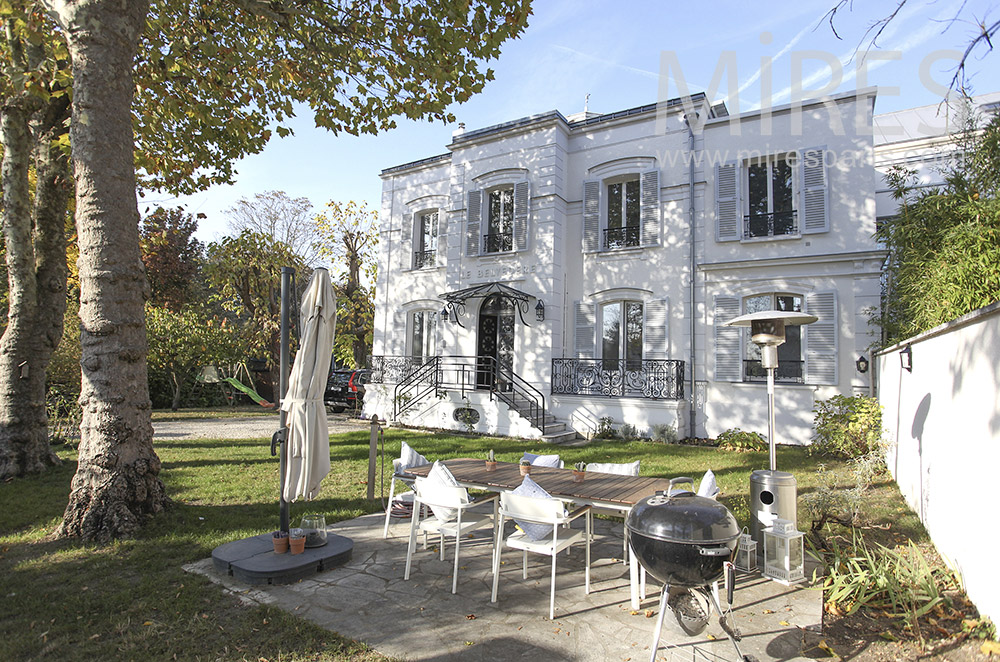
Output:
left=45, top=0, right=167, bottom=541
left=170, top=370, right=182, bottom=411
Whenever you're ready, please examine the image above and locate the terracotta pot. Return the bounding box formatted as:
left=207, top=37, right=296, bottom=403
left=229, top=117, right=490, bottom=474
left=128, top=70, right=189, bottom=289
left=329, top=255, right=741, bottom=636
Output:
left=272, top=535, right=289, bottom=554
left=485, top=461, right=498, bottom=472
left=573, top=470, right=585, bottom=483
left=519, top=464, right=530, bottom=476
left=289, top=535, right=306, bottom=555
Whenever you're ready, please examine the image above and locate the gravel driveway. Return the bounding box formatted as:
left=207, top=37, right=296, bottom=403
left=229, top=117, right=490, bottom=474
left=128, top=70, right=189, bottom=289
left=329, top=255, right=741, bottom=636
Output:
left=152, top=413, right=370, bottom=440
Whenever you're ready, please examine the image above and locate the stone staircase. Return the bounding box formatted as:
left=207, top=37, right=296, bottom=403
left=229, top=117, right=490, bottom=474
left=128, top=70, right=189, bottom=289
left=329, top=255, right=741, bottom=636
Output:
left=505, top=393, right=580, bottom=445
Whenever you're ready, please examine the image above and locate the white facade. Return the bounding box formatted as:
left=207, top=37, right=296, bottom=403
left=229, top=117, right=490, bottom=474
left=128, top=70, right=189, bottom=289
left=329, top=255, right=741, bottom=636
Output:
left=367, top=89, right=887, bottom=444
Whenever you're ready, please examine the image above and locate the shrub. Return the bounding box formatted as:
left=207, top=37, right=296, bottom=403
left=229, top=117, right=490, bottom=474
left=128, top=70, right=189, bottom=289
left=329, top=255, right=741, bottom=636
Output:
left=593, top=416, right=618, bottom=439
left=812, top=395, right=885, bottom=459
left=716, top=427, right=766, bottom=452
left=651, top=423, right=677, bottom=444
left=619, top=423, right=642, bottom=440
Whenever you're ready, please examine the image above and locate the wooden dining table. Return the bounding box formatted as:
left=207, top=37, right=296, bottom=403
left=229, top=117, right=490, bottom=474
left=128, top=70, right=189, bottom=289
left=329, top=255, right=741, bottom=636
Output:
left=406, top=458, right=676, bottom=608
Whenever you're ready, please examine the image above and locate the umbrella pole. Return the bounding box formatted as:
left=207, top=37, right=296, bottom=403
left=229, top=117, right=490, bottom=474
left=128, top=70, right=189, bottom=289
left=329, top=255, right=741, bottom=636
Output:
left=278, top=267, right=295, bottom=533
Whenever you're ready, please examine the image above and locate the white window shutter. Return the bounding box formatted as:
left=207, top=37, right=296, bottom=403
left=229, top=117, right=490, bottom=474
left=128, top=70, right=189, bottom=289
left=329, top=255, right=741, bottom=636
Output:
left=466, top=190, right=481, bottom=257
left=513, top=180, right=530, bottom=251
left=716, top=163, right=740, bottom=242
left=399, top=213, right=413, bottom=271
left=574, top=301, right=596, bottom=358
left=583, top=180, right=600, bottom=252
left=714, top=296, right=741, bottom=382
left=393, top=310, right=408, bottom=356
left=805, top=291, right=838, bottom=385
left=435, top=211, right=447, bottom=263
left=800, top=148, right=828, bottom=234
left=643, top=298, right=668, bottom=359
left=640, top=168, right=660, bottom=247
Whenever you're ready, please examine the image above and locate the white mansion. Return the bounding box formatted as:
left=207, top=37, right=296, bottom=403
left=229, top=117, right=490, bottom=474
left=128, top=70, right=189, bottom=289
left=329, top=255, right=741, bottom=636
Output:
left=363, top=88, right=992, bottom=445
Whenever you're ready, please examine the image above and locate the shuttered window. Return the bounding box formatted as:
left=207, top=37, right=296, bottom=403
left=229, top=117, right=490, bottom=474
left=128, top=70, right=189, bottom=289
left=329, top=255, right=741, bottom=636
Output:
left=643, top=298, right=668, bottom=359
left=574, top=301, right=596, bottom=358
left=399, top=213, right=413, bottom=271
left=466, top=190, right=481, bottom=257
left=800, top=148, right=829, bottom=234
left=715, top=163, right=740, bottom=241
left=714, top=296, right=741, bottom=381
left=805, top=291, right=838, bottom=384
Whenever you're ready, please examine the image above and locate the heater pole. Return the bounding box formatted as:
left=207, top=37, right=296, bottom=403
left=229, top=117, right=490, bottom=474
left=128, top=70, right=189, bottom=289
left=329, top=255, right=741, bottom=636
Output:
left=767, top=366, right=776, bottom=471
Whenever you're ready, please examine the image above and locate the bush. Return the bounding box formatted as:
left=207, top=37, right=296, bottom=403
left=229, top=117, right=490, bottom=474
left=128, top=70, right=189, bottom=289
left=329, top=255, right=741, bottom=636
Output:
left=619, top=423, right=643, bottom=440
left=812, top=395, right=885, bottom=459
left=716, top=427, right=766, bottom=452
left=651, top=423, right=677, bottom=444
left=593, top=416, right=618, bottom=439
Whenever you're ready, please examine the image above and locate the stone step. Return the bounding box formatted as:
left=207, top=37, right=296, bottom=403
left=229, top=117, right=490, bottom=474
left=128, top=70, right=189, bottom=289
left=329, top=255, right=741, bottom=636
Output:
left=541, top=429, right=582, bottom=445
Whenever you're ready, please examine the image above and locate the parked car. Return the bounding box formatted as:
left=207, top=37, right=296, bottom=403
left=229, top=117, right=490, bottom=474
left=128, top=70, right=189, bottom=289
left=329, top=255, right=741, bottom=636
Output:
left=324, top=368, right=369, bottom=413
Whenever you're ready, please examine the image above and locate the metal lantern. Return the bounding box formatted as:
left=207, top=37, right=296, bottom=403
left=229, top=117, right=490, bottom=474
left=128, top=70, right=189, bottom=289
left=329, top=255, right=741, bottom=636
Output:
left=534, top=299, right=545, bottom=321
left=762, top=518, right=804, bottom=585
left=734, top=528, right=757, bottom=573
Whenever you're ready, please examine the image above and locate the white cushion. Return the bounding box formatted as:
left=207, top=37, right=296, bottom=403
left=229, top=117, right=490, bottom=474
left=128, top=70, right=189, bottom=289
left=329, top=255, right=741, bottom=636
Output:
left=586, top=460, right=640, bottom=476
left=421, top=461, right=461, bottom=520
left=521, top=452, right=561, bottom=468
left=399, top=441, right=430, bottom=472
left=510, top=475, right=558, bottom=541
left=697, top=469, right=719, bottom=499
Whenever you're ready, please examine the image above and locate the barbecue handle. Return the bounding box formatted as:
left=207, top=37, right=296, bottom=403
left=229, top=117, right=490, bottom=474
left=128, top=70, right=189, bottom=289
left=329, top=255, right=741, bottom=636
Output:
left=698, top=545, right=733, bottom=557
left=668, top=477, right=694, bottom=490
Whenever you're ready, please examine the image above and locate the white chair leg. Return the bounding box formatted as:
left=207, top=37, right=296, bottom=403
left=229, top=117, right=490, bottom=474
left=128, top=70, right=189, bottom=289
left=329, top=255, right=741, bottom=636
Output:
left=549, top=552, right=557, bottom=620
left=491, top=515, right=504, bottom=603
left=382, top=477, right=398, bottom=539
left=585, top=511, right=592, bottom=594
left=403, top=498, right=421, bottom=581
left=439, top=532, right=445, bottom=561
left=452, top=530, right=461, bottom=594
left=522, top=549, right=528, bottom=579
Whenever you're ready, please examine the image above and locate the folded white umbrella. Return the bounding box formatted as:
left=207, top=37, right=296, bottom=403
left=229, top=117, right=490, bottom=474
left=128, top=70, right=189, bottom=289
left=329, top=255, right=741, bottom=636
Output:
left=280, top=268, right=337, bottom=502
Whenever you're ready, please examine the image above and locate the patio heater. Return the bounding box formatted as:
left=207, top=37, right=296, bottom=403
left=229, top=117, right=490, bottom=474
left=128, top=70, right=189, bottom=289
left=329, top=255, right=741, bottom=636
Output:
left=724, top=310, right=816, bottom=551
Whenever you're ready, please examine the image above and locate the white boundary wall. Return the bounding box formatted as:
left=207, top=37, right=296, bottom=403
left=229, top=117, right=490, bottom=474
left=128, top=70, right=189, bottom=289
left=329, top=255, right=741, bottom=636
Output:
left=877, top=301, right=1000, bottom=627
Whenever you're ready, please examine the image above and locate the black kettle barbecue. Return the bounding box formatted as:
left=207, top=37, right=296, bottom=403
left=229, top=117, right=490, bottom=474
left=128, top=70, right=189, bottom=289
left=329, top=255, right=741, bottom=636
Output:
left=626, top=477, right=758, bottom=662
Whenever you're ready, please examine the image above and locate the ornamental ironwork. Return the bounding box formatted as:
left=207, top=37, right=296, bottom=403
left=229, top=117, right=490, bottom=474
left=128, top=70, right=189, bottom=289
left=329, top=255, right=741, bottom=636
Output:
left=551, top=358, right=685, bottom=400
left=742, top=359, right=804, bottom=384
left=413, top=250, right=436, bottom=269
left=603, top=225, right=640, bottom=249
left=743, top=210, right=797, bottom=238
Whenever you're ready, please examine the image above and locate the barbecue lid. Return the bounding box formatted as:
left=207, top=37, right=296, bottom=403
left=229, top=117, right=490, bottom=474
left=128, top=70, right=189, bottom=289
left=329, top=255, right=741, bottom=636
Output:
left=626, top=486, right=740, bottom=545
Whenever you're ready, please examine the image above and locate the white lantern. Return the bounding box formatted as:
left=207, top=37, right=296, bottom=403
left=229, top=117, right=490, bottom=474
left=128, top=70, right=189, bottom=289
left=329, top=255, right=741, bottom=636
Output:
left=734, top=529, right=757, bottom=573
left=762, top=518, right=804, bottom=585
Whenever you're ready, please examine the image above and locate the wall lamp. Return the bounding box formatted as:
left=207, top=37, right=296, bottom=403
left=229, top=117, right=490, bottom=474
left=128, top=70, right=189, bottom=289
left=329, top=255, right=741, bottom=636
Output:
left=534, top=299, right=545, bottom=322
left=856, top=355, right=869, bottom=374
left=900, top=345, right=912, bottom=372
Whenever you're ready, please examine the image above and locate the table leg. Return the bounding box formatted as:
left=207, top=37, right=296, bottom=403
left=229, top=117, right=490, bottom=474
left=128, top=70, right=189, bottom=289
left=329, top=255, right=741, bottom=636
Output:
left=629, top=543, right=640, bottom=609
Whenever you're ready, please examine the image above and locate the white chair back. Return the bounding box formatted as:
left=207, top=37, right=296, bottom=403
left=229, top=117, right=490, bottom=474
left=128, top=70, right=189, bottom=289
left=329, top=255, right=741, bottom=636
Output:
left=586, top=461, right=640, bottom=476
left=500, top=491, right=564, bottom=524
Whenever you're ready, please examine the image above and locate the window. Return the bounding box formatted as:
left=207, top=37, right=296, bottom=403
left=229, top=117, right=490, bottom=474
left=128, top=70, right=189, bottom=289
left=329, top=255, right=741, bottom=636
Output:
left=605, top=178, right=640, bottom=249
left=414, top=211, right=438, bottom=268
left=742, top=293, right=803, bottom=383
left=601, top=301, right=643, bottom=370
left=410, top=310, right=438, bottom=360
left=745, top=155, right=796, bottom=238
left=484, top=186, right=514, bottom=253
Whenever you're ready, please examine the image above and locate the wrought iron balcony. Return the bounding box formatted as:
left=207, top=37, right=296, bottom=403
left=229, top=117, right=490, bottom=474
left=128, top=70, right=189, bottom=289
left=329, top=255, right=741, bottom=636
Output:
left=483, top=231, right=513, bottom=253
left=551, top=358, right=685, bottom=400
left=742, top=359, right=804, bottom=384
left=743, top=210, right=797, bottom=239
left=603, top=225, right=640, bottom=249
left=413, top=250, right=436, bottom=269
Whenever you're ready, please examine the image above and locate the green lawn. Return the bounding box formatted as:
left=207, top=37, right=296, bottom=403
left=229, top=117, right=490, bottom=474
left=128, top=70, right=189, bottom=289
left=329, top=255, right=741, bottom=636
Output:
left=0, top=429, right=924, bottom=661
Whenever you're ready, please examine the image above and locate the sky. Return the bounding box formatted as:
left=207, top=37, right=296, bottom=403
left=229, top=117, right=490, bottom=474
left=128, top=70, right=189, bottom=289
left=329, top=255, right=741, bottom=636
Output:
left=155, top=0, right=1000, bottom=246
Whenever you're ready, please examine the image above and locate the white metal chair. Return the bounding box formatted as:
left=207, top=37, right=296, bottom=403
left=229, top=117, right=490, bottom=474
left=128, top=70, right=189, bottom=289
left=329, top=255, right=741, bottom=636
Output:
left=586, top=461, right=641, bottom=560
left=404, top=478, right=498, bottom=594
left=491, top=491, right=591, bottom=620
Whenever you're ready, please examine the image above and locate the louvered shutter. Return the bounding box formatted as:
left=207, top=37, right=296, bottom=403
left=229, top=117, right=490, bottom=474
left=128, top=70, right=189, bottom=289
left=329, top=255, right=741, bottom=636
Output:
left=399, top=213, right=413, bottom=271
left=466, top=190, right=482, bottom=257
left=392, top=310, right=408, bottom=357
left=435, top=211, right=447, bottom=263
left=643, top=298, right=668, bottom=359
left=716, top=163, right=740, bottom=241
left=640, top=169, right=660, bottom=247
left=800, top=148, right=828, bottom=233
left=583, top=180, right=601, bottom=252
left=714, top=296, right=741, bottom=382
left=513, top=181, right=530, bottom=251
left=805, top=291, right=838, bottom=385
left=574, top=301, right=596, bottom=358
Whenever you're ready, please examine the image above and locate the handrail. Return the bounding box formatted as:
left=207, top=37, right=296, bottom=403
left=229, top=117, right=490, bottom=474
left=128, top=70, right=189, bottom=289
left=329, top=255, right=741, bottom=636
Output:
left=393, top=357, right=440, bottom=420
left=490, top=358, right=546, bottom=433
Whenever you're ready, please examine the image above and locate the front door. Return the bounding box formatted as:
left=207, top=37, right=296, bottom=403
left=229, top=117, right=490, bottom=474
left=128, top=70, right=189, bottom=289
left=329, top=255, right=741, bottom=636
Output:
left=476, top=294, right=514, bottom=390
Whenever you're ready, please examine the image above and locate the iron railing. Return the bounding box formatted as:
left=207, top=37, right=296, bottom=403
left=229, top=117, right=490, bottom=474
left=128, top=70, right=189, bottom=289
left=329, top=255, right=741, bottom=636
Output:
left=483, top=231, right=512, bottom=253
left=603, top=225, right=640, bottom=249
left=373, top=355, right=546, bottom=433
left=551, top=358, right=685, bottom=399
left=742, top=359, right=804, bottom=384
left=743, top=210, right=797, bottom=239
left=413, top=250, right=436, bottom=269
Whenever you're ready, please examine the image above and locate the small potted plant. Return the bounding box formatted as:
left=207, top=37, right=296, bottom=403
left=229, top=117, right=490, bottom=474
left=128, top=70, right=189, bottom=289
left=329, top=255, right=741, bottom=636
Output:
left=289, top=527, right=306, bottom=555
left=485, top=449, right=497, bottom=472
left=272, top=530, right=289, bottom=554
left=519, top=458, right=531, bottom=476
left=573, top=462, right=586, bottom=482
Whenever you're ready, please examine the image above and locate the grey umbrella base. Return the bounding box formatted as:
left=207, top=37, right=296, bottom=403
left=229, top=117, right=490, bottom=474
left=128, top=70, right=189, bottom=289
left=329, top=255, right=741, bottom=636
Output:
left=212, top=531, right=352, bottom=585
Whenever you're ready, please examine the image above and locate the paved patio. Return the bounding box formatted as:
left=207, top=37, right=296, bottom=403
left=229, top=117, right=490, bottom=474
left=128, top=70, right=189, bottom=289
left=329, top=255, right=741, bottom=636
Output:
left=187, top=513, right=821, bottom=662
